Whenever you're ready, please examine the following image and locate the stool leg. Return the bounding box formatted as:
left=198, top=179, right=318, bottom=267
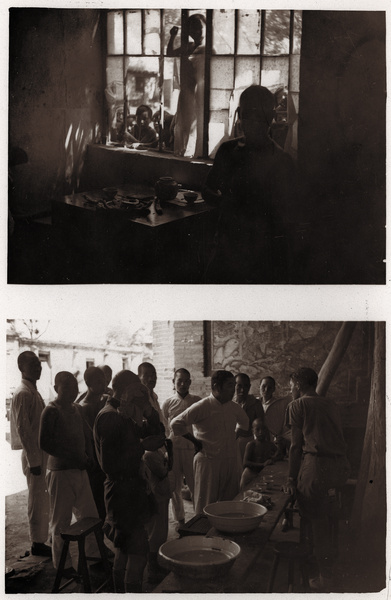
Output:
left=300, top=559, right=310, bottom=592
left=78, top=539, right=92, bottom=593
left=94, top=528, right=112, bottom=579
left=288, top=557, right=294, bottom=593
left=52, top=540, right=70, bottom=593
left=267, top=554, right=280, bottom=593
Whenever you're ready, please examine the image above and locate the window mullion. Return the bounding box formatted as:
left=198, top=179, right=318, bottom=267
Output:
left=141, top=9, right=145, bottom=55
left=288, top=10, right=294, bottom=93
left=159, top=9, right=164, bottom=151
left=122, top=10, right=127, bottom=147
left=203, top=9, right=213, bottom=158
left=260, top=9, right=266, bottom=84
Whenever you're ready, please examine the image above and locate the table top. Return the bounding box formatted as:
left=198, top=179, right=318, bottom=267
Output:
left=154, top=460, right=291, bottom=593
left=57, top=184, right=215, bottom=229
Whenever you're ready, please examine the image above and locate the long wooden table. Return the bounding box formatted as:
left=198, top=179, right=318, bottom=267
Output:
left=154, top=460, right=291, bottom=593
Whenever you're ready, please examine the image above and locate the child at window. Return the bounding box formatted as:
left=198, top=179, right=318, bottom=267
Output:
left=240, top=418, right=276, bottom=490
left=124, top=104, right=158, bottom=149
left=143, top=437, right=173, bottom=584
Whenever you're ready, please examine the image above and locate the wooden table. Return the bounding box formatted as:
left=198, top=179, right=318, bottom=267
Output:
left=51, top=185, right=217, bottom=283
left=154, top=460, right=291, bottom=593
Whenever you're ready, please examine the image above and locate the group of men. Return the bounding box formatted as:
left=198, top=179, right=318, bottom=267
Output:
left=10, top=350, right=349, bottom=592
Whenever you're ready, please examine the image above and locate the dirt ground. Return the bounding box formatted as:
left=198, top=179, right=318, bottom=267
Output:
left=5, top=488, right=195, bottom=594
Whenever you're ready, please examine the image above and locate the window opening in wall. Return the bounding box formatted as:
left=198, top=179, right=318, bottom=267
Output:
left=86, top=359, right=95, bottom=369
left=105, top=9, right=302, bottom=160
left=122, top=356, right=129, bottom=370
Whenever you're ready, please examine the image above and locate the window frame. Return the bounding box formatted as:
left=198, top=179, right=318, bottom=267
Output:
left=105, top=8, right=301, bottom=160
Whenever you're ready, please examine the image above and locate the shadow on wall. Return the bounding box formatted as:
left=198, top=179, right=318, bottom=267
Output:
left=9, top=8, right=105, bottom=217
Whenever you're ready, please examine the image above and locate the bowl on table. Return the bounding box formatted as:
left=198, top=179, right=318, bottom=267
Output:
left=158, top=535, right=240, bottom=581
left=183, top=190, right=198, bottom=204
left=203, top=500, right=268, bottom=533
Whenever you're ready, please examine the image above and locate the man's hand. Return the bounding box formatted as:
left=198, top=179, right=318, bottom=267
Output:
left=170, top=26, right=179, bottom=36
left=30, top=465, right=41, bottom=476
left=283, top=477, right=297, bottom=496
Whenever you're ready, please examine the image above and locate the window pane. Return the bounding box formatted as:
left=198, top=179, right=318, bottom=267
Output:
left=163, top=9, right=181, bottom=52
left=106, top=58, right=125, bottom=142
left=125, top=57, right=160, bottom=116
left=261, top=56, right=289, bottom=93
left=213, top=9, right=235, bottom=54
left=144, top=9, right=161, bottom=55
left=107, top=11, right=124, bottom=55
left=237, top=10, right=261, bottom=55
left=163, top=57, right=179, bottom=117
left=210, top=88, right=232, bottom=112
left=289, top=54, right=300, bottom=92
left=126, top=10, right=142, bottom=55
left=292, top=11, right=302, bottom=55
left=234, top=57, right=260, bottom=91
left=264, top=10, right=290, bottom=55
left=106, top=57, right=124, bottom=88
left=210, top=56, right=234, bottom=90
left=209, top=110, right=230, bottom=158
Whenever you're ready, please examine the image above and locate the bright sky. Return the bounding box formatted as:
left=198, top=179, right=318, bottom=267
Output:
left=16, top=318, right=152, bottom=346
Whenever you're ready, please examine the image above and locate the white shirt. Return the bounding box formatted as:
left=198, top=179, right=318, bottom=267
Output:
left=10, top=379, right=46, bottom=468
left=171, top=394, right=249, bottom=459
left=162, top=392, right=201, bottom=449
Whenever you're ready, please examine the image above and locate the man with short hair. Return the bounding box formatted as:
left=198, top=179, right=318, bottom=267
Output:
left=162, top=368, right=201, bottom=527
left=138, top=362, right=168, bottom=434
left=203, top=84, right=296, bottom=283
left=39, top=371, right=100, bottom=575
left=260, top=375, right=291, bottom=459
left=78, top=367, right=108, bottom=520
left=233, top=372, right=265, bottom=463
left=171, top=370, right=249, bottom=514
left=284, top=367, right=350, bottom=592
left=10, top=351, right=51, bottom=557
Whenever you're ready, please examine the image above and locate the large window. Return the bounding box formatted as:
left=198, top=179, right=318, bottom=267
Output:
left=105, top=9, right=302, bottom=160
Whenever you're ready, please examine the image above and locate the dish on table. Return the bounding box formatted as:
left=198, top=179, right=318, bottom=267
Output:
left=203, top=500, right=268, bottom=533
left=158, top=535, right=240, bottom=580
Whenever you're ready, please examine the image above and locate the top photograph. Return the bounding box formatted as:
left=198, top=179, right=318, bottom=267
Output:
left=8, top=8, right=386, bottom=285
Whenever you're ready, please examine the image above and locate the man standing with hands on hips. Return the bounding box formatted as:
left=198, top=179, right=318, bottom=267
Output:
left=171, top=370, right=249, bottom=514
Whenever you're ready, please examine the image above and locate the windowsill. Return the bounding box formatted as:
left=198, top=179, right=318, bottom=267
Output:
left=97, top=142, right=214, bottom=167
left=83, top=143, right=214, bottom=192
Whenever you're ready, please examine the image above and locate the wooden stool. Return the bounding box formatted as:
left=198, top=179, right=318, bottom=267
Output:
left=267, top=541, right=310, bottom=593
left=52, top=517, right=112, bottom=593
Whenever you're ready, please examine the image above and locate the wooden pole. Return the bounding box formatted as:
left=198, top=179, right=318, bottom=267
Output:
left=316, top=322, right=356, bottom=396
left=349, top=322, right=386, bottom=588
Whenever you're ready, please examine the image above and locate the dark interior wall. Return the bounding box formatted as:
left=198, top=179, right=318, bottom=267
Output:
left=298, top=11, right=386, bottom=282
left=9, top=8, right=105, bottom=216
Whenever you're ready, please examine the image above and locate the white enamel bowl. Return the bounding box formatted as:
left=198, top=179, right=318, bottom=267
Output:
left=203, top=500, right=268, bottom=533
left=158, top=535, right=241, bottom=580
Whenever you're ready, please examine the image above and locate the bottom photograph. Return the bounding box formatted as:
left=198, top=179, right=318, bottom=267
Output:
left=5, top=319, right=386, bottom=594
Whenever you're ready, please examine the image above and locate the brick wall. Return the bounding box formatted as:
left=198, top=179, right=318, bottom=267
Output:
left=152, top=321, right=176, bottom=405
left=153, top=321, right=210, bottom=405
left=152, top=320, right=371, bottom=414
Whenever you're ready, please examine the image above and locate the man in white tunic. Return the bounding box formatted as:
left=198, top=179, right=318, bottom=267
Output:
left=162, top=368, right=201, bottom=527
left=171, top=370, right=249, bottom=514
